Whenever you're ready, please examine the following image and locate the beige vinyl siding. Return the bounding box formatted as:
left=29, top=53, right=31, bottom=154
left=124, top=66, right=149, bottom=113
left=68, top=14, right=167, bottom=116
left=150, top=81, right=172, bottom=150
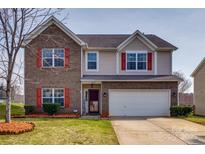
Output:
left=157, top=51, right=172, bottom=75
left=194, top=64, right=205, bottom=116
left=83, top=50, right=117, bottom=75
left=82, top=37, right=173, bottom=76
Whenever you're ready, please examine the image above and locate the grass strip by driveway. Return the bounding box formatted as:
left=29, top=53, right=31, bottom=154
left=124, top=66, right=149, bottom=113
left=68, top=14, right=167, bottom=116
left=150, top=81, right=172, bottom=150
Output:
left=0, top=118, right=119, bottom=145
left=184, top=115, right=205, bottom=126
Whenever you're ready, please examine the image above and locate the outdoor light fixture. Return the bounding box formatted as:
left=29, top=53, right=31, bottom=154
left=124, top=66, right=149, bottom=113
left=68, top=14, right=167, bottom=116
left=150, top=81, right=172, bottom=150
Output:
left=172, top=92, right=177, bottom=97
left=103, top=92, right=107, bottom=97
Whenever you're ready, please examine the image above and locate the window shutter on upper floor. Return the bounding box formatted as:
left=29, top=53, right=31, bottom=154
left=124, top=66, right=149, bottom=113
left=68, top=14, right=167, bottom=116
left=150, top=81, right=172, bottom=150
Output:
left=147, top=52, right=152, bottom=70
left=36, top=88, right=42, bottom=109
left=64, top=88, right=70, bottom=108
left=64, top=48, right=70, bottom=68
left=121, top=52, right=126, bottom=70
left=36, top=48, right=42, bottom=68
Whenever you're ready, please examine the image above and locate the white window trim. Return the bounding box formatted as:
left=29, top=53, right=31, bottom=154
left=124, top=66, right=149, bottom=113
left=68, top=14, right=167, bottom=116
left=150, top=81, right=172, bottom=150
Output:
left=42, top=48, right=65, bottom=68
left=126, top=50, right=148, bottom=72
left=42, top=88, right=65, bottom=108
left=85, top=51, right=99, bottom=72
left=154, top=51, right=158, bottom=75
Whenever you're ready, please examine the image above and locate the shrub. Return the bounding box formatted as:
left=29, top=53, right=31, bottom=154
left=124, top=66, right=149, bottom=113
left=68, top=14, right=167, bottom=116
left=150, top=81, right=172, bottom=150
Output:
left=24, top=105, right=35, bottom=115
left=43, top=103, right=60, bottom=115
left=170, top=105, right=193, bottom=117
left=0, top=121, right=35, bottom=135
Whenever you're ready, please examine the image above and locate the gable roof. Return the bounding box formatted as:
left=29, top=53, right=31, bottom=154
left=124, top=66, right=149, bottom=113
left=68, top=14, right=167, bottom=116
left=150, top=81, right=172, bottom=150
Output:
left=23, top=16, right=177, bottom=51
left=191, top=57, right=205, bottom=77
left=22, top=16, right=86, bottom=46
left=77, top=33, right=177, bottom=50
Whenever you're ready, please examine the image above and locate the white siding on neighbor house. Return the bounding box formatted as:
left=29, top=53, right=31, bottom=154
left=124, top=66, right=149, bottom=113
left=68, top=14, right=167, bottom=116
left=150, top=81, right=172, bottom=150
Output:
left=157, top=51, right=172, bottom=75
left=193, top=64, right=205, bottom=116
left=83, top=50, right=117, bottom=75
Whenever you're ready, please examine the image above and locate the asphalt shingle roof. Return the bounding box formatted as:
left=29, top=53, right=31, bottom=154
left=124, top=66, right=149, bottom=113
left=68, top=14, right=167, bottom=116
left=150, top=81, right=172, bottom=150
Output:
left=77, top=34, right=177, bottom=49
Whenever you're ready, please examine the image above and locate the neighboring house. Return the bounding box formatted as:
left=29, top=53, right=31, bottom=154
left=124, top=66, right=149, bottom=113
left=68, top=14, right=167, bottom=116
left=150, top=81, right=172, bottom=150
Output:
left=191, top=57, right=205, bottom=116
left=23, top=16, right=180, bottom=117
left=179, top=93, right=193, bottom=106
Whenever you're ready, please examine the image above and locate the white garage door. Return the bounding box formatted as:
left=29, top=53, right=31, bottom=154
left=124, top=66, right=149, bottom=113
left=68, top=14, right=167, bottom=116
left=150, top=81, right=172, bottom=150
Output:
left=109, top=89, right=170, bottom=116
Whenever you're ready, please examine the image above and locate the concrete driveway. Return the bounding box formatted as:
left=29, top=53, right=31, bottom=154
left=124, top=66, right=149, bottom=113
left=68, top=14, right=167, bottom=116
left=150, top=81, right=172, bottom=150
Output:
left=111, top=117, right=205, bottom=145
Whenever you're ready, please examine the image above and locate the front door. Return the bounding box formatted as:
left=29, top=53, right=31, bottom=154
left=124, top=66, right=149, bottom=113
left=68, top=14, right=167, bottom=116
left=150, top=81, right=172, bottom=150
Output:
left=89, top=89, right=99, bottom=113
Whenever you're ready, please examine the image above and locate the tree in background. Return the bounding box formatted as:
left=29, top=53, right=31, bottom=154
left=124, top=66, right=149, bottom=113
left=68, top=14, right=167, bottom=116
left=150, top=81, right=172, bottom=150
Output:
left=173, top=71, right=192, bottom=93
left=0, top=8, right=67, bottom=123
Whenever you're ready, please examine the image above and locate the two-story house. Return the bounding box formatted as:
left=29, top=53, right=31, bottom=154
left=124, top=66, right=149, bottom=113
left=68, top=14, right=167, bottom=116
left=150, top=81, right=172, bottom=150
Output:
left=23, top=16, right=179, bottom=117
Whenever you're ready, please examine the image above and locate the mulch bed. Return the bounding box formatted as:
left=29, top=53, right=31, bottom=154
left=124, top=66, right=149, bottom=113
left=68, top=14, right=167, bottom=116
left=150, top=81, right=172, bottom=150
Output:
left=12, top=113, right=81, bottom=118
left=0, top=121, right=35, bottom=135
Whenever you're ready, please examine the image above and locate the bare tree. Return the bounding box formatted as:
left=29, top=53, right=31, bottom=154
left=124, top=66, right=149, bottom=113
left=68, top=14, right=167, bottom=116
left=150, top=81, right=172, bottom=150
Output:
left=173, top=71, right=192, bottom=93
left=0, top=8, right=66, bottom=123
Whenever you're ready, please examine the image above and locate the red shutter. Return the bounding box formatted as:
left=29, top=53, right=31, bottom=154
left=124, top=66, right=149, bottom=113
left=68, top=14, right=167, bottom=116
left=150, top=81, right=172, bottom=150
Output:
left=36, top=48, right=42, bottom=68
left=36, top=88, right=42, bottom=109
left=121, top=52, right=126, bottom=70
left=147, top=52, right=152, bottom=70
left=64, top=48, right=70, bottom=68
left=64, top=88, right=70, bottom=108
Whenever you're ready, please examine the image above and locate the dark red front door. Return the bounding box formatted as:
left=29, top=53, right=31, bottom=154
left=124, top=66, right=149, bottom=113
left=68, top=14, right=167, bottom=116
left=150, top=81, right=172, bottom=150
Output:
left=89, top=89, right=99, bottom=113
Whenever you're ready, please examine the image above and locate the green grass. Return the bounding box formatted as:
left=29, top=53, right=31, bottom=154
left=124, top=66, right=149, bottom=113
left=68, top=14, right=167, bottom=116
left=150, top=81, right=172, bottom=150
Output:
left=0, top=103, right=24, bottom=118
left=0, top=118, right=119, bottom=145
left=184, top=115, right=205, bottom=125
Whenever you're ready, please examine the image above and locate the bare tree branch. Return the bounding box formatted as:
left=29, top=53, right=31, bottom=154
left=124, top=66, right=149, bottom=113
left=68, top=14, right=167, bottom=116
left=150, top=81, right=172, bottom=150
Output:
left=0, top=8, right=67, bottom=123
left=173, top=71, right=192, bottom=93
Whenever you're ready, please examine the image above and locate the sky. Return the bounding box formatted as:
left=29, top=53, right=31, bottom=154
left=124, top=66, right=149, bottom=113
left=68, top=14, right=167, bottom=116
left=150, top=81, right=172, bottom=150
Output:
left=57, top=8, right=205, bottom=92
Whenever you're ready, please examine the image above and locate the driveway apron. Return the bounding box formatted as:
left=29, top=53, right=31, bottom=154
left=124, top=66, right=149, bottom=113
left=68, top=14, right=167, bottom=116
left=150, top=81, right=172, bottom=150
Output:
left=111, top=117, right=205, bottom=145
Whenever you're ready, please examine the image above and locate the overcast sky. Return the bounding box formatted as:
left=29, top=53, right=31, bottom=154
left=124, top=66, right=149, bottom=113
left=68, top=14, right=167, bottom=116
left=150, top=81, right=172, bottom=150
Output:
left=59, top=8, right=205, bottom=92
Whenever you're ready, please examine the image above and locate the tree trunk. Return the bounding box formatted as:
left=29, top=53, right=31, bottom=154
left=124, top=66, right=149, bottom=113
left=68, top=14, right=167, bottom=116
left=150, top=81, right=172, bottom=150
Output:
left=5, top=91, right=11, bottom=123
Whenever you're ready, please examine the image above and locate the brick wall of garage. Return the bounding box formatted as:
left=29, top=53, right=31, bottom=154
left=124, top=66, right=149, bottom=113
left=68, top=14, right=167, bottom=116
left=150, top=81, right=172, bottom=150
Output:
left=101, top=81, right=178, bottom=115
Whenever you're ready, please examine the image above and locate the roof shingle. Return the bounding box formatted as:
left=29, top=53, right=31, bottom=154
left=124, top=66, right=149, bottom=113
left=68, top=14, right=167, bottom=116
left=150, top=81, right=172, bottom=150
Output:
left=77, top=34, right=177, bottom=49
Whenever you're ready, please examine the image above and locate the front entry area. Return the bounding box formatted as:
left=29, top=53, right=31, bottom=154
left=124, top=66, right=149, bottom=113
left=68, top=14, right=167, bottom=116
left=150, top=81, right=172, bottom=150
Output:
left=88, top=89, right=99, bottom=113
left=82, top=84, right=101, bottom=115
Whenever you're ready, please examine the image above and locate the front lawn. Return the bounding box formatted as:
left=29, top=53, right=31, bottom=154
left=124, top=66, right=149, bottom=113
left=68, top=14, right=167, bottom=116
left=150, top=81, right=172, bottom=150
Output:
left=184, top=115, right=205, bottom=125
left=0, top=103, right=24, bottom=118
left=0, top=118, right=118, bottom=145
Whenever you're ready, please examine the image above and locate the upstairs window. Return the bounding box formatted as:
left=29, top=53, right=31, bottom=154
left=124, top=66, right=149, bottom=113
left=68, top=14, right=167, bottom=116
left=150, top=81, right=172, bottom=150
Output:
left=126, top=52, right=147, bottom=71
left=42, top=48, right=64, bottom=67
left=137, top=53, right=147, bottom=70
left=86, top=51, right=99, bottom=71
left=127, top=53, right=136, bottom=70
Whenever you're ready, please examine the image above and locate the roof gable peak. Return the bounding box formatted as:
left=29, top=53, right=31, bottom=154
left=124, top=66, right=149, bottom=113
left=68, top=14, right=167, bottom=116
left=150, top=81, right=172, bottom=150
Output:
left=22, top=16, right=85, bottom=46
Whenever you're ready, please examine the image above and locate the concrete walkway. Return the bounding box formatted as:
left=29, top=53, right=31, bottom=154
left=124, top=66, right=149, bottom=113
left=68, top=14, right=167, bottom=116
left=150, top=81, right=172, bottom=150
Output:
left=111, top=117, right=205, bottom=145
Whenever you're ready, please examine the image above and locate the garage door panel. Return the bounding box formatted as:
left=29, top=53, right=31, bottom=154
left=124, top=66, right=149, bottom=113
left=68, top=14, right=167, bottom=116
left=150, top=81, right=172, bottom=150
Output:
left=109, top=89, right=170, bottom=116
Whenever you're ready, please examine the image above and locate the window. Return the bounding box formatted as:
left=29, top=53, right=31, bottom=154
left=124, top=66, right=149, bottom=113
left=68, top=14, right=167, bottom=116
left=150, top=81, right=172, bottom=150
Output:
left=137, top=53, right=147, bottom=70
left=42, top=49, right=53, bottom=67
left=42, top=88, right=64, bottom=107
left=126, top=52, right=147, bottom=71
left=127, top=53, right=136, bottom=70
left=86, top=51, right=98, bottom=71
left=42, top=48, right=64, bottom=67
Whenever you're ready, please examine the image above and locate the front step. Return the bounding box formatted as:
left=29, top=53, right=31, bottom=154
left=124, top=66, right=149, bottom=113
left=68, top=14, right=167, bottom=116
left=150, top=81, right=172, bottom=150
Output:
left=81, top=115, right=100, bottom=120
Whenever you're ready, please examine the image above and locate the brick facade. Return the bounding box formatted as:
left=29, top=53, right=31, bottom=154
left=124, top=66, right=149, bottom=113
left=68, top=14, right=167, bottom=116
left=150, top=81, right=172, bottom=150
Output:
left=101, top=81, right=178, bottom=115
left=25, top=24, right=81, bottom=113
